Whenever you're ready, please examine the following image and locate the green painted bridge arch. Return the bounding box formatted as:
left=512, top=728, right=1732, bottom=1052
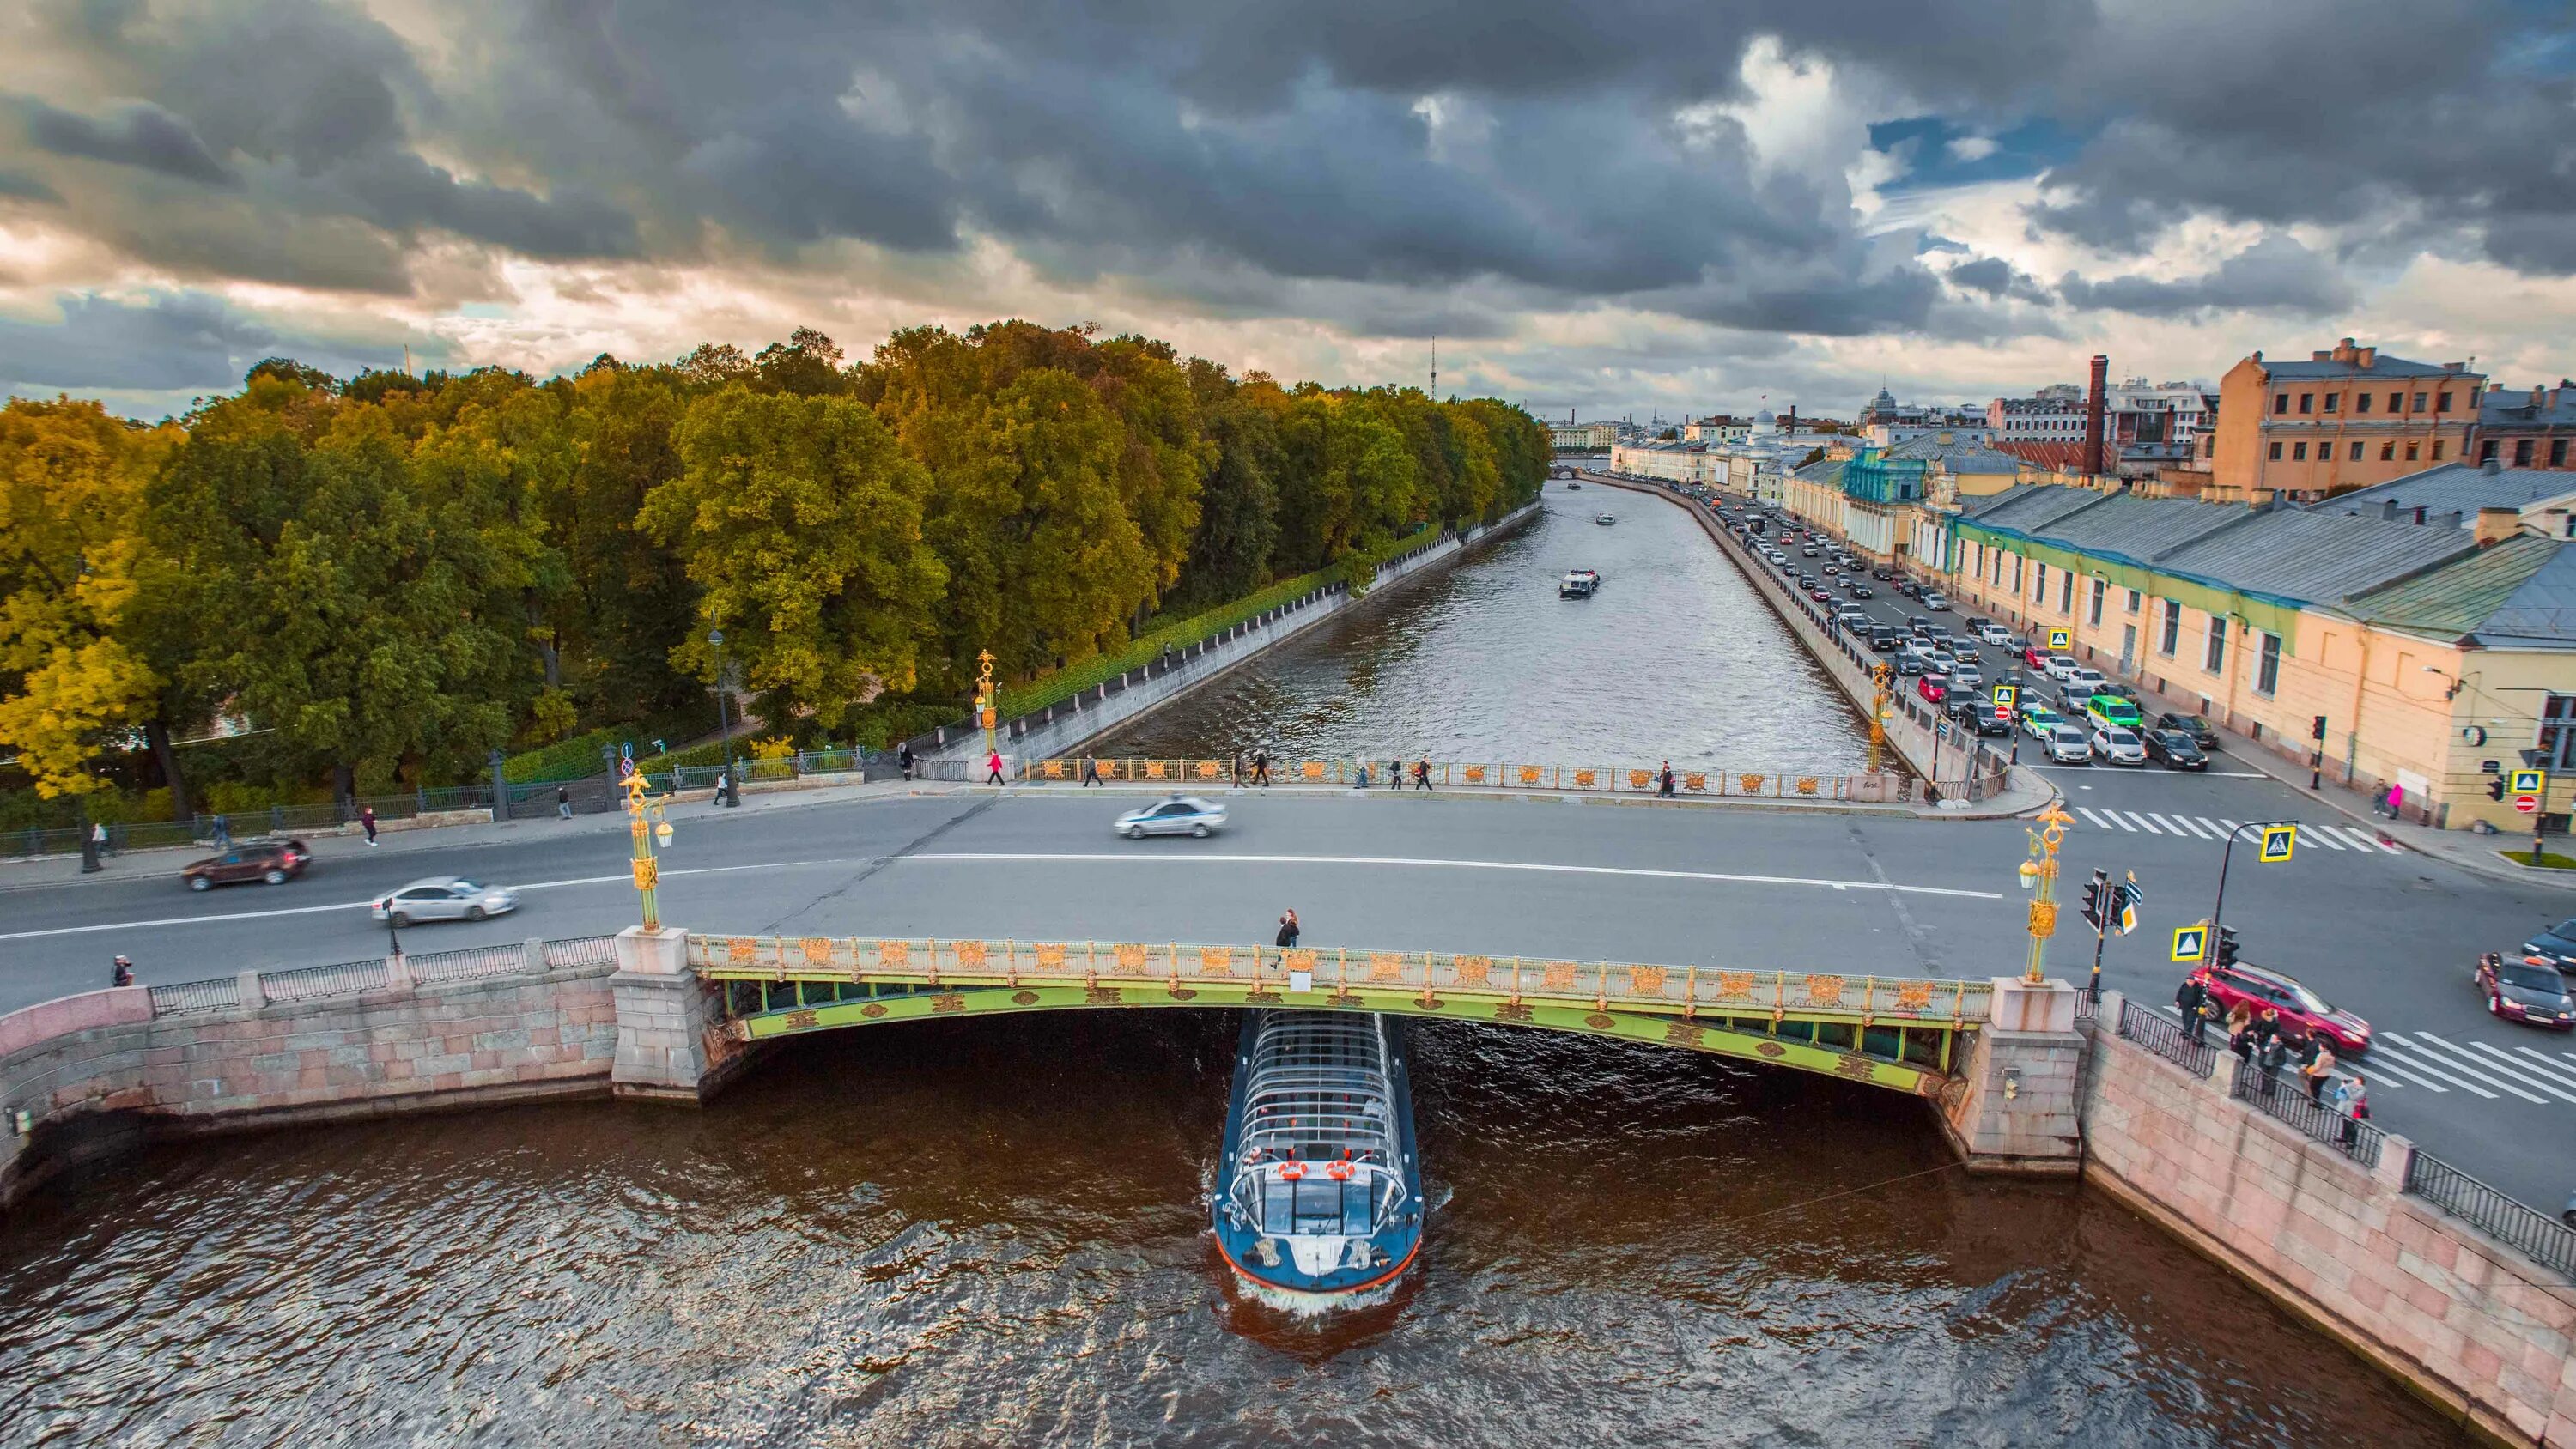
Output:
left=690, top=935, right=1995, bottom=1098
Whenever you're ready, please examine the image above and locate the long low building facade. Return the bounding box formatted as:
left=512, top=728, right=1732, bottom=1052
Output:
left=1932, top=477, right=2576, bottom=833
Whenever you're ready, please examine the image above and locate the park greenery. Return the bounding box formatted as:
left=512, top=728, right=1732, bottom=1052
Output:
left=0, top=322, right=1546, bottom=825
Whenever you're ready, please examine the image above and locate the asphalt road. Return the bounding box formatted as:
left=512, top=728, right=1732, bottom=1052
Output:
left=7, top=781, right=2571, bottom=1208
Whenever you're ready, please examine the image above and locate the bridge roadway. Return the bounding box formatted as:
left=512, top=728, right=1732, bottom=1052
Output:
left=3, top=781, right=2567, bottom=1209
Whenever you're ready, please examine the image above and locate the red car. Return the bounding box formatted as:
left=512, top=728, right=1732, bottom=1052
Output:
left=179, top=839, right=313, bottom=892
left=2022, top=643, right=2051, bottom=670
left=1809, top=586, right=1832, bottom=602
left=2474, top=953, right=2576, bottom=1030
left=2193, top=961, right=2373, bottom=1053
left=1917, top=674, right=1948, bottom=703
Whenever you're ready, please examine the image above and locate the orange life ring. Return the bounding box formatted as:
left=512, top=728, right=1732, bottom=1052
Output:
left=1279, top=1162, right=1306, bottom=1180
left=1326, top=1161, right=1352, bottom=1181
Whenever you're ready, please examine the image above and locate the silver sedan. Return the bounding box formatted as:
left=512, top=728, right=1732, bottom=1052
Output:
left=1113, top=796, right=1228, bottom=839
left=371, top=876, right=521, bottom=926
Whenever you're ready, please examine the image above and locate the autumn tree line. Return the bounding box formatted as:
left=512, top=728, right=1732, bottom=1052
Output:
left=0, top=322, right=1547, bottom=823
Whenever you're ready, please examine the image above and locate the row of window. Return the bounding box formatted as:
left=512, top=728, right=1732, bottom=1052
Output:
left=2269, top=439, right=2443, bottom=464
left=2275, top=389, right=2451, bottom=416
left=1976, top=543, right=2281, bottom=695
left=2480, top=437, right=2572, bottom=468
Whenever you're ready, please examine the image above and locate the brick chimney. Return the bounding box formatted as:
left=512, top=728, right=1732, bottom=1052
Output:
left=2475, top=506, right=2519, bottom=547
left=2083, top=354, right=2108, bottom=477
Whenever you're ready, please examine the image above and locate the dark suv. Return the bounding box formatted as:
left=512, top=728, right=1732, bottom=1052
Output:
left=180, top=839, right=313, bottom=891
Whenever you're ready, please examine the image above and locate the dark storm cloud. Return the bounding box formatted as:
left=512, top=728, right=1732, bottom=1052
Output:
left=1945, top=256, right=2045, bottom=302
left=2057, top=236, right=2357, bottom=318
left=18, top=97, right=232, bottom=184
left=0, top=290, right=423, bottom=393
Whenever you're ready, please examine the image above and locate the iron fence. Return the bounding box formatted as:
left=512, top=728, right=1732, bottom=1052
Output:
left=1015, top=755, right=1878, bottom=798
left=2116, top=997, right=2215, bottom=1077
left=2403, top=1149, right=2576, bottom=1280
left=409, top=943, right=536, bottom=984
left=147, top=978, right=240, bottom=1015
left=543, top=936, right=618, bottom=969
left=2227, top=1058, right=2384, bottom=1168
left=8, top=786, right=503, bottom=858
left=255, top=957, right=392, bottom=1003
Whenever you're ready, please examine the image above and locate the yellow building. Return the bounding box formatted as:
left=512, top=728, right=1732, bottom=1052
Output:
left=2209, top=338, right=2483, bottom=506
left=1940, top=482, right=2576, bottom=831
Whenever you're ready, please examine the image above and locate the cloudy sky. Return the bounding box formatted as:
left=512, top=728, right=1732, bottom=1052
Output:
left=3, top=0, right=2572, bottom=421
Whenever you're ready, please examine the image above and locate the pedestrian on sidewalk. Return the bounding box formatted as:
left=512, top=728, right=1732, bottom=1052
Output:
left=1413, top=756, right=1432, bottom=791
left=210, top=813, right=231, bottom=849
left=556, top=784, right=572, bottom=820
left=899, top=743, right=915, bottom=780
left=360, top=805, right=379, bottom=846
left=2300, top=1039, right=2338, bottom=1104
left=2175, top=974, right=2212, bottom=1046
left=1657, top=761, right=1676, bottom=797
left=2225, top=1003, right=2255, bottom=1064
left=1388, top=757, right=1402, bottom=789
left=986, top=749, right=1006, bottom=786
left=1252, top=748, right=1272, bottom=787
left=110, top=955, right=134, bottom=988
left=2257, top=1030, right=2291, bottom=1096
left=1082, top=757, right=1103, bottom=786
left=92, top=821, right=111, bottom=858
left=1275, top=909, right=1300, bottom=952
left=2333, top=1075, right=2370, bottom=1147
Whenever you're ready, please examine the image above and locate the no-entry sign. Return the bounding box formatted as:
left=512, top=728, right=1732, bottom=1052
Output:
left=2517, top=793, right=2541, bottom=815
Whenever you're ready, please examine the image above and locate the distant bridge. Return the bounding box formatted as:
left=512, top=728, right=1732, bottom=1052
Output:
left=693, top=934, right=1993, bottom=1096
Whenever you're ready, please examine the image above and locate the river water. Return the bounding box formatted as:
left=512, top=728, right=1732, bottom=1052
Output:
left=1104, top=482, right=1872, bottom=773
left=0, top=1013, right=2468, bottom=1446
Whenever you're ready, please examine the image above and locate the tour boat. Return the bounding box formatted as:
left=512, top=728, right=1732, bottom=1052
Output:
left=1595, top=513, right=1616, bottom=525
left=1558, top=568, right=1600, bottom=598
left=1212, top=1011, right=1423, bottom=1312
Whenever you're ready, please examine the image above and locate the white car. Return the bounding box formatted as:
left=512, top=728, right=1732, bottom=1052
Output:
left=1924, top=649, right=1959, bottom=673
left=1114, top=794, right=1228, bottom=838
left=2062, top=666, right=2107, bottom=695
left=2091, top=724, right=2148, bottom=765
left=371, top=876, right=519, bottom=926
left=1977, top=623, right=2014, bottom=646
left=2046, top=724, right=2093, bottom=764
left=1923, top=591, right=1951, bottom=611
left=2042, top=653, right=2081, bottom=680
left=1949, top=664, right=1984, bottom=690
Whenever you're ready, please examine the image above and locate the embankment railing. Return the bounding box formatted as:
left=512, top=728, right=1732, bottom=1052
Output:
left=2116, top=997, right=2215, bottom=1077
left=137, top=935, right=618, bottom=1016
left=2403, top=1150, right=2576, bottom=1279
left=1018, top=756, right=1897, bottom=799
left=2227, top=1058, right=2385, bottom=1168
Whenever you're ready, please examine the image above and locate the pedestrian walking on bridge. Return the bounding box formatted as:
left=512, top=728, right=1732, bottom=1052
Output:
left=1388, top=757, right=1402, bottom=789
left=1082, top=757, right=1103, bottom=786
left=1658, top=761, right=1676, bottom=797
left=110, top=955, right=134, bottom=988
left=1252, top=748, right=1272, bottom=787
left=899, top=743, right=915, bottom=780
left=2332, top=1075, right=2369, bottom=1147
left=986, top=749, right=1006, bottom=786
left=1275, top=909, right=1300, bottom=952
left=360, top=804, right=379, bottom=846
left=2174, top=975, right=2212, bottom=1046
left=556, top=784, right=572, bottom=820
left=1413, top=757, right=1431, bottom=791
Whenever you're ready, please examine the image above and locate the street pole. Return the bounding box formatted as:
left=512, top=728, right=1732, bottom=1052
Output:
left=1867, top=663, right=1890, bottom=774
left=624, top=765, right=669, bottom=933
left=2211, top=816, right=2296, bottom=945
left=2309, top=713, right=2324, bottom=791
left=708, top=628, right=736, bottom=807
left=2087, top=866, right=2110, bottom=1003
left=977, top=649, right=999, bottom=761
left=2019, top=803, right=2073, bottom=985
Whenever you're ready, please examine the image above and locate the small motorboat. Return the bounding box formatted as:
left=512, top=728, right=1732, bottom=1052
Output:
left=1558, top=568, right=1600, bottom=598
left=1565, top=481, right=1583, bottom=489
left=1595, top=513, right=1616, bottom=526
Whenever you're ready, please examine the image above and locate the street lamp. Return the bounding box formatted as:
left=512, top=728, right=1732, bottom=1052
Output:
left=624, top=767, right=673, bottom=931
left=708, top=628, right=738, bottom=808
left=2020, top=803, right=2072, bottom=985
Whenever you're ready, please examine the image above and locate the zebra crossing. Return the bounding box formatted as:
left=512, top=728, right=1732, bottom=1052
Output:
left=2156, top=1006, right=2576, bottom=1099
left=2069, top=807, right=2402, bottom=854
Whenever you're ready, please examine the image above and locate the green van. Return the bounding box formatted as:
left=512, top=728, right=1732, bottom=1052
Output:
left=2085, top=692, right=2144, bottom=730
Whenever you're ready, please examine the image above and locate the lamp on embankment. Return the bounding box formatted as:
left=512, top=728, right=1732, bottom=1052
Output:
left=2020, top=803, right=2073, bottom=985
left=626, top=767, right=671, bottom=932
left=708, top=629, right=738, bottom=807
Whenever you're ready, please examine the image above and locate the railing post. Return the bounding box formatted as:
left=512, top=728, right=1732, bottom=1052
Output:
left=384, top=951, right=414, bottom=991
left=235, top=969, right=267, bottom=1011
left=526, top=937, right=550, bottom=973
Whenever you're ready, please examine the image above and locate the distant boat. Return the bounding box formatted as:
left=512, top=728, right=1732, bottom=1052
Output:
left=1595, top=513, right=1616, bottom=526
left=1566, top=481, right=1583, bottom=489
left=1212, top=1011, right=1422, bottom=1312
left=1559, top=568, right=1600, bottom=598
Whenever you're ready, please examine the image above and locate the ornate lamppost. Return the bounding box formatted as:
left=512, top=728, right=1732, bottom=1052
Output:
left=1868, top=662, right=1892, bottom=774
left=708, top=628, right=738, bottom=807
left=625, top=766, right=673, bottom=931
left=2016, top=802, right=2074, bottom=985
left=975, top=649, right=998, bottom=758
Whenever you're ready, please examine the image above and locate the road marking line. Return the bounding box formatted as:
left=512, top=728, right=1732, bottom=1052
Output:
left=2125, top=812, right=2164, bottom=834
left=2142, top=813, right=2185, bottom=836
left=2458, top=1039, right=2576, bottom=1103
left=2365, top=1041, right=2495, bottom=1097
left=2318, top=825, right=2372, bottom=852
left=901, top=852, right=2007, bottom=900
left=2218, top=820, right=2241, bottom=839
left=2169, top=815, right=2214, bottom=839
left=0, top=858, right=847, bottom=942
left=2502, top=1044, right=2576, bottom=1091
left=2076, top=807, right=2117, bottom=829
left=2307, top=828, right=2348, bottom=852
left=2402, top=1033, right=2555, bottom=1104
left=2344, top=1052, right=2449, bottom=1093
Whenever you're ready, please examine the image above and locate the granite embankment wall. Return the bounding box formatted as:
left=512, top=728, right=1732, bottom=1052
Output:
left=1584, top=475, right=2014, bottom=797
left=926, top=502, right=1540, bottom=765
left=2083, top=994, right=2576, bottom=1447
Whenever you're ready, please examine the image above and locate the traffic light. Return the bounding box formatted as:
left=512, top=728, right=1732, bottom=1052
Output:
left=2489, top=776, right=2507, bottom=801
left=2212, top=925, right=2240, bottom=968
left=2113, top=879, right=2143, bottom=936
left=2080, top=870, right=2108, bottom=931
left=2311, top=714, right=2327, bottom=742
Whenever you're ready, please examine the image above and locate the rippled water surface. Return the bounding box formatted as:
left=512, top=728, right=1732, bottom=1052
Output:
left=1107, top=483, right=1872, bottom=773
left=0, top=1014, right=2468, bottom=1447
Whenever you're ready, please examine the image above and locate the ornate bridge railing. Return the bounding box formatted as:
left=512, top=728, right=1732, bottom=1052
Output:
left=690, top=934, right=1990, bottom=1022
left=1018, top=757, right=1899, bottom=800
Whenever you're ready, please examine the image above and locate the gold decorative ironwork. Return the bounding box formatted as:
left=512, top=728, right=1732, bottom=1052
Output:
left=1495, top=1003, right=1534, bottom=1022
left=631, top=858, right=659, bottom=890
left=1519, top=766, right=1541, bottom=785
left=1012, top=990, right=1040, bottom=1005
left=953, top=940, right=988, bottom=969
left=1084, top=985, right=1123, bottom=1003
left=1715, top=971, right=1759, bottom=1001
left=1542, top=961, right=1577, bottom=992
left=1584, top=1012, right=1615, bottom=1030
left=2027, top=900, right=2059, bottom=937
left=1198, top=946, right=1235, bottom=976
left=930, top=993, right=966, bottom=1014
left=1041, top=760, right=1065, bottom=779
left=784, top=1009, right=819, bottom=1030
left=1739, top=773, right=1765, bottom=793
left=1683, top=773, right=1708, bottom=792
left=1627, top=965, right=1668, bottom=997
left=1466, top=766, right=1487, bottom=784
left=1145, top=761, right=1167, bottom=779
left=1036, top=943, right=1066, bottom=968
left=1754, top=1040, right=1787, bottom=1058
left=1796, top=777, right=1820, bottom=796
left=1115, top=943, right=1148, bottom=971
left=1833, top=1054, right=1877, bottom=1080
left=726, top=937, right=757, bottom=964
left=1663, top=1020, right=1704, bottom=1048
left=1195, top=760, right=1220, bottom=779
left=1894, top=981, right=1934, bottom=1011
left=1574, top=769, right=1597, bottom=787
left=799, top=937, right=835, bottom=965
left=1805, top=973, right=1847, bottom=1006
left=1301, top=761, right=1325, bottom=780
left=1627, top=770, right=1651, bottom=789
left=1368, top=951, right=1407, bottom=983
left=860, top=1003, right=888, bottom=1019
left=878, top=941, right=911, bottom=968
left=1281, top=949, right=1316, bottom=974
left=1454, top=955, right=1494, bottom=988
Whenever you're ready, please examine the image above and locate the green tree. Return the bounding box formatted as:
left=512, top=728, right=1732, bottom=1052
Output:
left=642, top=387, right=947, bottom=732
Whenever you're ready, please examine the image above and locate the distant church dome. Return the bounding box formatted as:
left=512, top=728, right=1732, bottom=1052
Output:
left=1870, top=386, right=1898, bottom=413
left=1754, top=406, right=1775, bottom=426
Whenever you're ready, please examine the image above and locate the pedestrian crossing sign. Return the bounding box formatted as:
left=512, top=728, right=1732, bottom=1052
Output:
left=2258, top=824, right=2297, bottom=863
left=2172, top=924, right=2208, bottom=962
left=2047, top=627, right=2072, bottom=651
left=1993, top=684, right=2018, bottom=711
left=2511, top=768, right=2546, bottom=796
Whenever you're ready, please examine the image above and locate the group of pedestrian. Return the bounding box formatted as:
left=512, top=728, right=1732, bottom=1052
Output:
left=2198, top=986, right=2370, bottom=1142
